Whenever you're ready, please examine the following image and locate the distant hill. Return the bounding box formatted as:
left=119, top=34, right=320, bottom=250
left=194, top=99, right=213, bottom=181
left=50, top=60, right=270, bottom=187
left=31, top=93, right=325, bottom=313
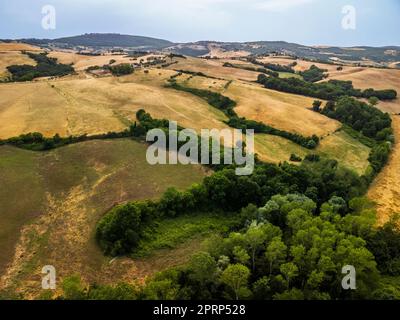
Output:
left=165, top=41, right=400, bottom=65
left=20, top=33, right=173, bottom=50
left=4, top=33, right=399, bottom=66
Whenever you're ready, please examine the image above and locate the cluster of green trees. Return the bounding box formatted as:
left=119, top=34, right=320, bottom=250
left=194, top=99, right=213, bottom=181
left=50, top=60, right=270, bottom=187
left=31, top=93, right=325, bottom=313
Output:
left=0, top=130, right=132, bottom=151
left=299, top=65, right=328, bottom=83
left=6, top=52, right=74, bottom=82
left=107, top=63, right=134, bottom=76
left=96, top=155, right=371, bottom=257
left=66, top=195, right=400, bottom=300
left=257, top=75, right=397, bottom=101
left=321, top=97, right=393, bottom=141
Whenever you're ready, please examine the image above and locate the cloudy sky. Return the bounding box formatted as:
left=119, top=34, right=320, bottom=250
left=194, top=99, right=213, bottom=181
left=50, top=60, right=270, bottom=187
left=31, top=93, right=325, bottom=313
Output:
left=0, top=0, right=399, bottom=46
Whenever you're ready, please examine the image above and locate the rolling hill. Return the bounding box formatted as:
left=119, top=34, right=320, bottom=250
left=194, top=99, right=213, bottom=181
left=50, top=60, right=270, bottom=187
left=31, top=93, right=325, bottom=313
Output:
left=4, top=33, right=399, bottom=66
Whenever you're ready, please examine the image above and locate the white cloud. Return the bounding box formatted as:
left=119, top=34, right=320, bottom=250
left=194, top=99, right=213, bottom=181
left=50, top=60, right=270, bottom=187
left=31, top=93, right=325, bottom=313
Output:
left=254, top=0, right=317, bottom=12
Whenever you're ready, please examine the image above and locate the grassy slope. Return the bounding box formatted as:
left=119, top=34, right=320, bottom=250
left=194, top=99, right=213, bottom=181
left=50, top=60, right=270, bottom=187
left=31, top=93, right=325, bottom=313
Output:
left=0, top=139, right=207, bottom=296
left=179, top=75, right=340, bottom=137
left=0, top=69, right=229, bottom=139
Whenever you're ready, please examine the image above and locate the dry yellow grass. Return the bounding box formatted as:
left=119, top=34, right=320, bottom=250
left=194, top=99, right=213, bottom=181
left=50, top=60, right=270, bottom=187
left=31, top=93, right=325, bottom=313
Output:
left=326, top=67, right=400, bottom=114
left=167, top=56, right=260, bottom=81
left=0, top=69, right=228, bottom=139
left=368, top=116, right=400, bottom=225
left=0, top=51, right=36, bottom=79
left=254, top=134, right=308, bottom=163
left=0, top=42, right=41, bottom=52
left=181, top=75, right=340, bottom=137
left=316, top=130, right=371, bottom=175
left=48, top=51, right=166, bottom=71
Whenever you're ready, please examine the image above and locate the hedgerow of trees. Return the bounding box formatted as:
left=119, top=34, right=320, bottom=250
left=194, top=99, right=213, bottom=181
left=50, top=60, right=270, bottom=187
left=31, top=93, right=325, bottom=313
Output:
left=62, top=194, right=400, bottom=300
left=6, top=52, right=74, bottom=82
left=299, top=65, right=328, bottom=83
left=257, top=75, right=397, bottom=101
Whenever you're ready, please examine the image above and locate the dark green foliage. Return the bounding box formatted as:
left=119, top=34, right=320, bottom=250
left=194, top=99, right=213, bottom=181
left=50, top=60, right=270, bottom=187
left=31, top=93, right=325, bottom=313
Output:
left=139, top=195, right=380, bottom=300
left=321, top=96, right=392, bottom=141
left=108, top=63, right=134, bottom=76
left=368, top=142, right=392, bottom=174
left=312, top=100, right=322, bottom=112
left=7, top=52, right=74, bottom=82
left=257, top=75, right=397, bottom=101
left=96, top=157, right=369, bottom=256
left=368, top=216, right=400, bottom=276
left=167, top=82, right=237, bottom=117
left=96, top=201, right=157, bottom=256
left=0, top=130, right=131, bottom=151
left=299, top=65, right=328, bottom=82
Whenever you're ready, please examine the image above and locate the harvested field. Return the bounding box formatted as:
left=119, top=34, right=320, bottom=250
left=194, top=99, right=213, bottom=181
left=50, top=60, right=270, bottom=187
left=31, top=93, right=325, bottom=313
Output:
left=0, top=69, right=228, bottom=139
left=179, top=75, right=341, bottom=137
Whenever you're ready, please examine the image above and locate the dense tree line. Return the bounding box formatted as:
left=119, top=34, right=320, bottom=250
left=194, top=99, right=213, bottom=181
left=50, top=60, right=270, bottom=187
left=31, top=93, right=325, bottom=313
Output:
left=96, top=156, right=370, bottom=256
left=257, top=75, right=397, bottom=101
left=299, top=65, right=328, bottom=82
left=0, top=130, right=132, bottom=151
left=65, top=195, right=400, bottom=300
left=6, top=52, right=74, bottom=82
left=107, top=63, right=134, bottom=76
left=321, top=97, right=393, bottom=141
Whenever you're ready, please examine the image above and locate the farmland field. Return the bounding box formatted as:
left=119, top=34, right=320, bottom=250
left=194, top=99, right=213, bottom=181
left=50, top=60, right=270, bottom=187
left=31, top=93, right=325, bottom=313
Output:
left=0, top=69, right=228, bottom=139
left=0, top=35, right=399, bottom=300
left=177, top=74, right=340, bottom=137
left=0, top=139, right=207, bottom=297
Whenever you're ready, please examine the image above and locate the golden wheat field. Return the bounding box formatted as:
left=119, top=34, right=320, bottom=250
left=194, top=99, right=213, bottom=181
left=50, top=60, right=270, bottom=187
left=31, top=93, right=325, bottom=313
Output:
left=0, top=69, right=229, bottom=139
left=179, top=74, right=341, bottom=137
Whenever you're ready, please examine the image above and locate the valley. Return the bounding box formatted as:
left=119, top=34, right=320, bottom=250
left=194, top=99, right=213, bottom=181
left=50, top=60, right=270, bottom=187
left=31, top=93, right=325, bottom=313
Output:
left=0, top=35, right=400, bottom=299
